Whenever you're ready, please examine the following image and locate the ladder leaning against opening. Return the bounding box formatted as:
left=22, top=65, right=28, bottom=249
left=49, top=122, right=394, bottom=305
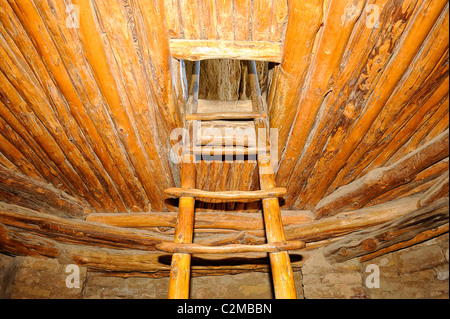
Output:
left=156, top=60, right=305, bottom=299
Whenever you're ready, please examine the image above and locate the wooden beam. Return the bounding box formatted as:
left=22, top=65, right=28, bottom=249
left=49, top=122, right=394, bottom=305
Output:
left=288, top=0, right=449, bottom=207
left=418, top=171, right=449, bottom=208
left=360, top=224, right=449, bottom=262
left=323, top=197, right=449, bottom=263
left=164, top=187, right=287, bottom=200
left=314, top=129, right=449, bottom=219
left=156, top=240, right=305, bottom=254
left=267, top=0, right=324, bottom=160
left=169, top=39, right=283, bottom=62
left=86, top=210, right=313, bottom=231
left=0, top=165, right=93, bottom=219
left=275, top=0, right=364, bottom=174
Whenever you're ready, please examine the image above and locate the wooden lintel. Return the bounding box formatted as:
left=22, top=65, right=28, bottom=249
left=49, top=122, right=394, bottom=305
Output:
left=155, top=240, right=305, bottom=254
left=169, top=39, right=283, bottom=62
left=164, top=187, right=287, bottom=200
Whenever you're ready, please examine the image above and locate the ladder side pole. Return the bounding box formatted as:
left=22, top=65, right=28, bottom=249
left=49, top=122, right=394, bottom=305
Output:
left=248, top=60, right=297, bottom=299
left=168, top=61, right=200, bottom=299
left=168, top=154, right=196, bottom=299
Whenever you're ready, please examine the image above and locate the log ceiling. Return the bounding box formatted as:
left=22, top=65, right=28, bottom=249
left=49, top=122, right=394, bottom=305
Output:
left=0, top=0, right=448, bottom=275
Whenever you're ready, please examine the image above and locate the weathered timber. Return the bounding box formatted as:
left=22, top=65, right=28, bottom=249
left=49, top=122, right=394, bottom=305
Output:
left=170, top=40, right=282, bottom=62
left=418, top=171, right=449, bottom=207
left=86, top=210, right=313, bottom=231
left=268, top=0, right=324, bottom=160
left=0, top=166, right=93, bottom=219
left=323, top=197, right=449, bottom=262
left=156, top=240, right=305, bottom=254
left=276, top=0, right=365, bottom=177
left=360, top=223, right=449, bottom=262
left=290, top=0, right=449, bottom=208
left=314, top=129, right=449, bottom=219
left=164, top=187, right=287, bottom=200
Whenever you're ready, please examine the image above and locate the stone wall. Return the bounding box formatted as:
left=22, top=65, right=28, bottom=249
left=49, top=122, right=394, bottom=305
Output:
left=1, top=233, right=448, bottom=299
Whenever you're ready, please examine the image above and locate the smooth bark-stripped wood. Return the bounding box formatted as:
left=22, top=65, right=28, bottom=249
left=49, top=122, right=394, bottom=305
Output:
left=323, top=197, right=449, bottom=262
left=156, top=240, right=305, bottom=254
left=70, top=0, right=164, bottom=211
left=168, top=60, right=199, bottom=298
left=268, top=0, right=324, bottom=160
left=314, top=130, right=449, bottom=219
left=277, top=0, right=365, bottom=180
left=21, top=0, right=151, bottom=211
left=164, top=187, right=287, bottom=200
left=277, top=0, right=423, bottom=208
left=94, top=0, right=177, bottom=205
left=293, top=0, right=449, bottom=208
left=0, top=223, right=305, bottom=276
left=86, top=210, right=313, bottom=231
left=326, top=10, right=449, bottom=193
left=0, top=165, right=93, bottom=219
left=170, top=39, right=283, bottom=62
left=0, top=202, right=171, bottom=251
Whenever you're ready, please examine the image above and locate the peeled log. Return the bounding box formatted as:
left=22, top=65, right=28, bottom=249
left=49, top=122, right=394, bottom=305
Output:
left=323, top=197, right=449, bottom=263
left=314, top=129, right=449, bottom=219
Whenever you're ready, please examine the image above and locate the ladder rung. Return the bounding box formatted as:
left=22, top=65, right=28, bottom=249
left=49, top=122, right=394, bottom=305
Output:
left=186, top=112, right=266, bottom=121
left=164, top=187, right=287, bottom=200
left=155, top=241, right=305, bottom=254
left=189, top=145, right=270, bottom=155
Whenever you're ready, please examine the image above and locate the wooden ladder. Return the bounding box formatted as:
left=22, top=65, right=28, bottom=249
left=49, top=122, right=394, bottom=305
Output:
left=157, top=61, right=303, bottom=299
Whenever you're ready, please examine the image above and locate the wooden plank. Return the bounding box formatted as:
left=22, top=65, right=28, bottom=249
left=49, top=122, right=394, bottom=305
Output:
left=170, top=39, right=283, bottom=62
left=164, top=187, right=287, bottom=199
left=197, top=99, right=253, bottom=113
left=190, top=145, right=270, bottom=156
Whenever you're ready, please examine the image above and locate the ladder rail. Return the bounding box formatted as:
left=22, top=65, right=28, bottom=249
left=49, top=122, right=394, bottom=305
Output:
left=248, top=60, right=297, bottom=299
